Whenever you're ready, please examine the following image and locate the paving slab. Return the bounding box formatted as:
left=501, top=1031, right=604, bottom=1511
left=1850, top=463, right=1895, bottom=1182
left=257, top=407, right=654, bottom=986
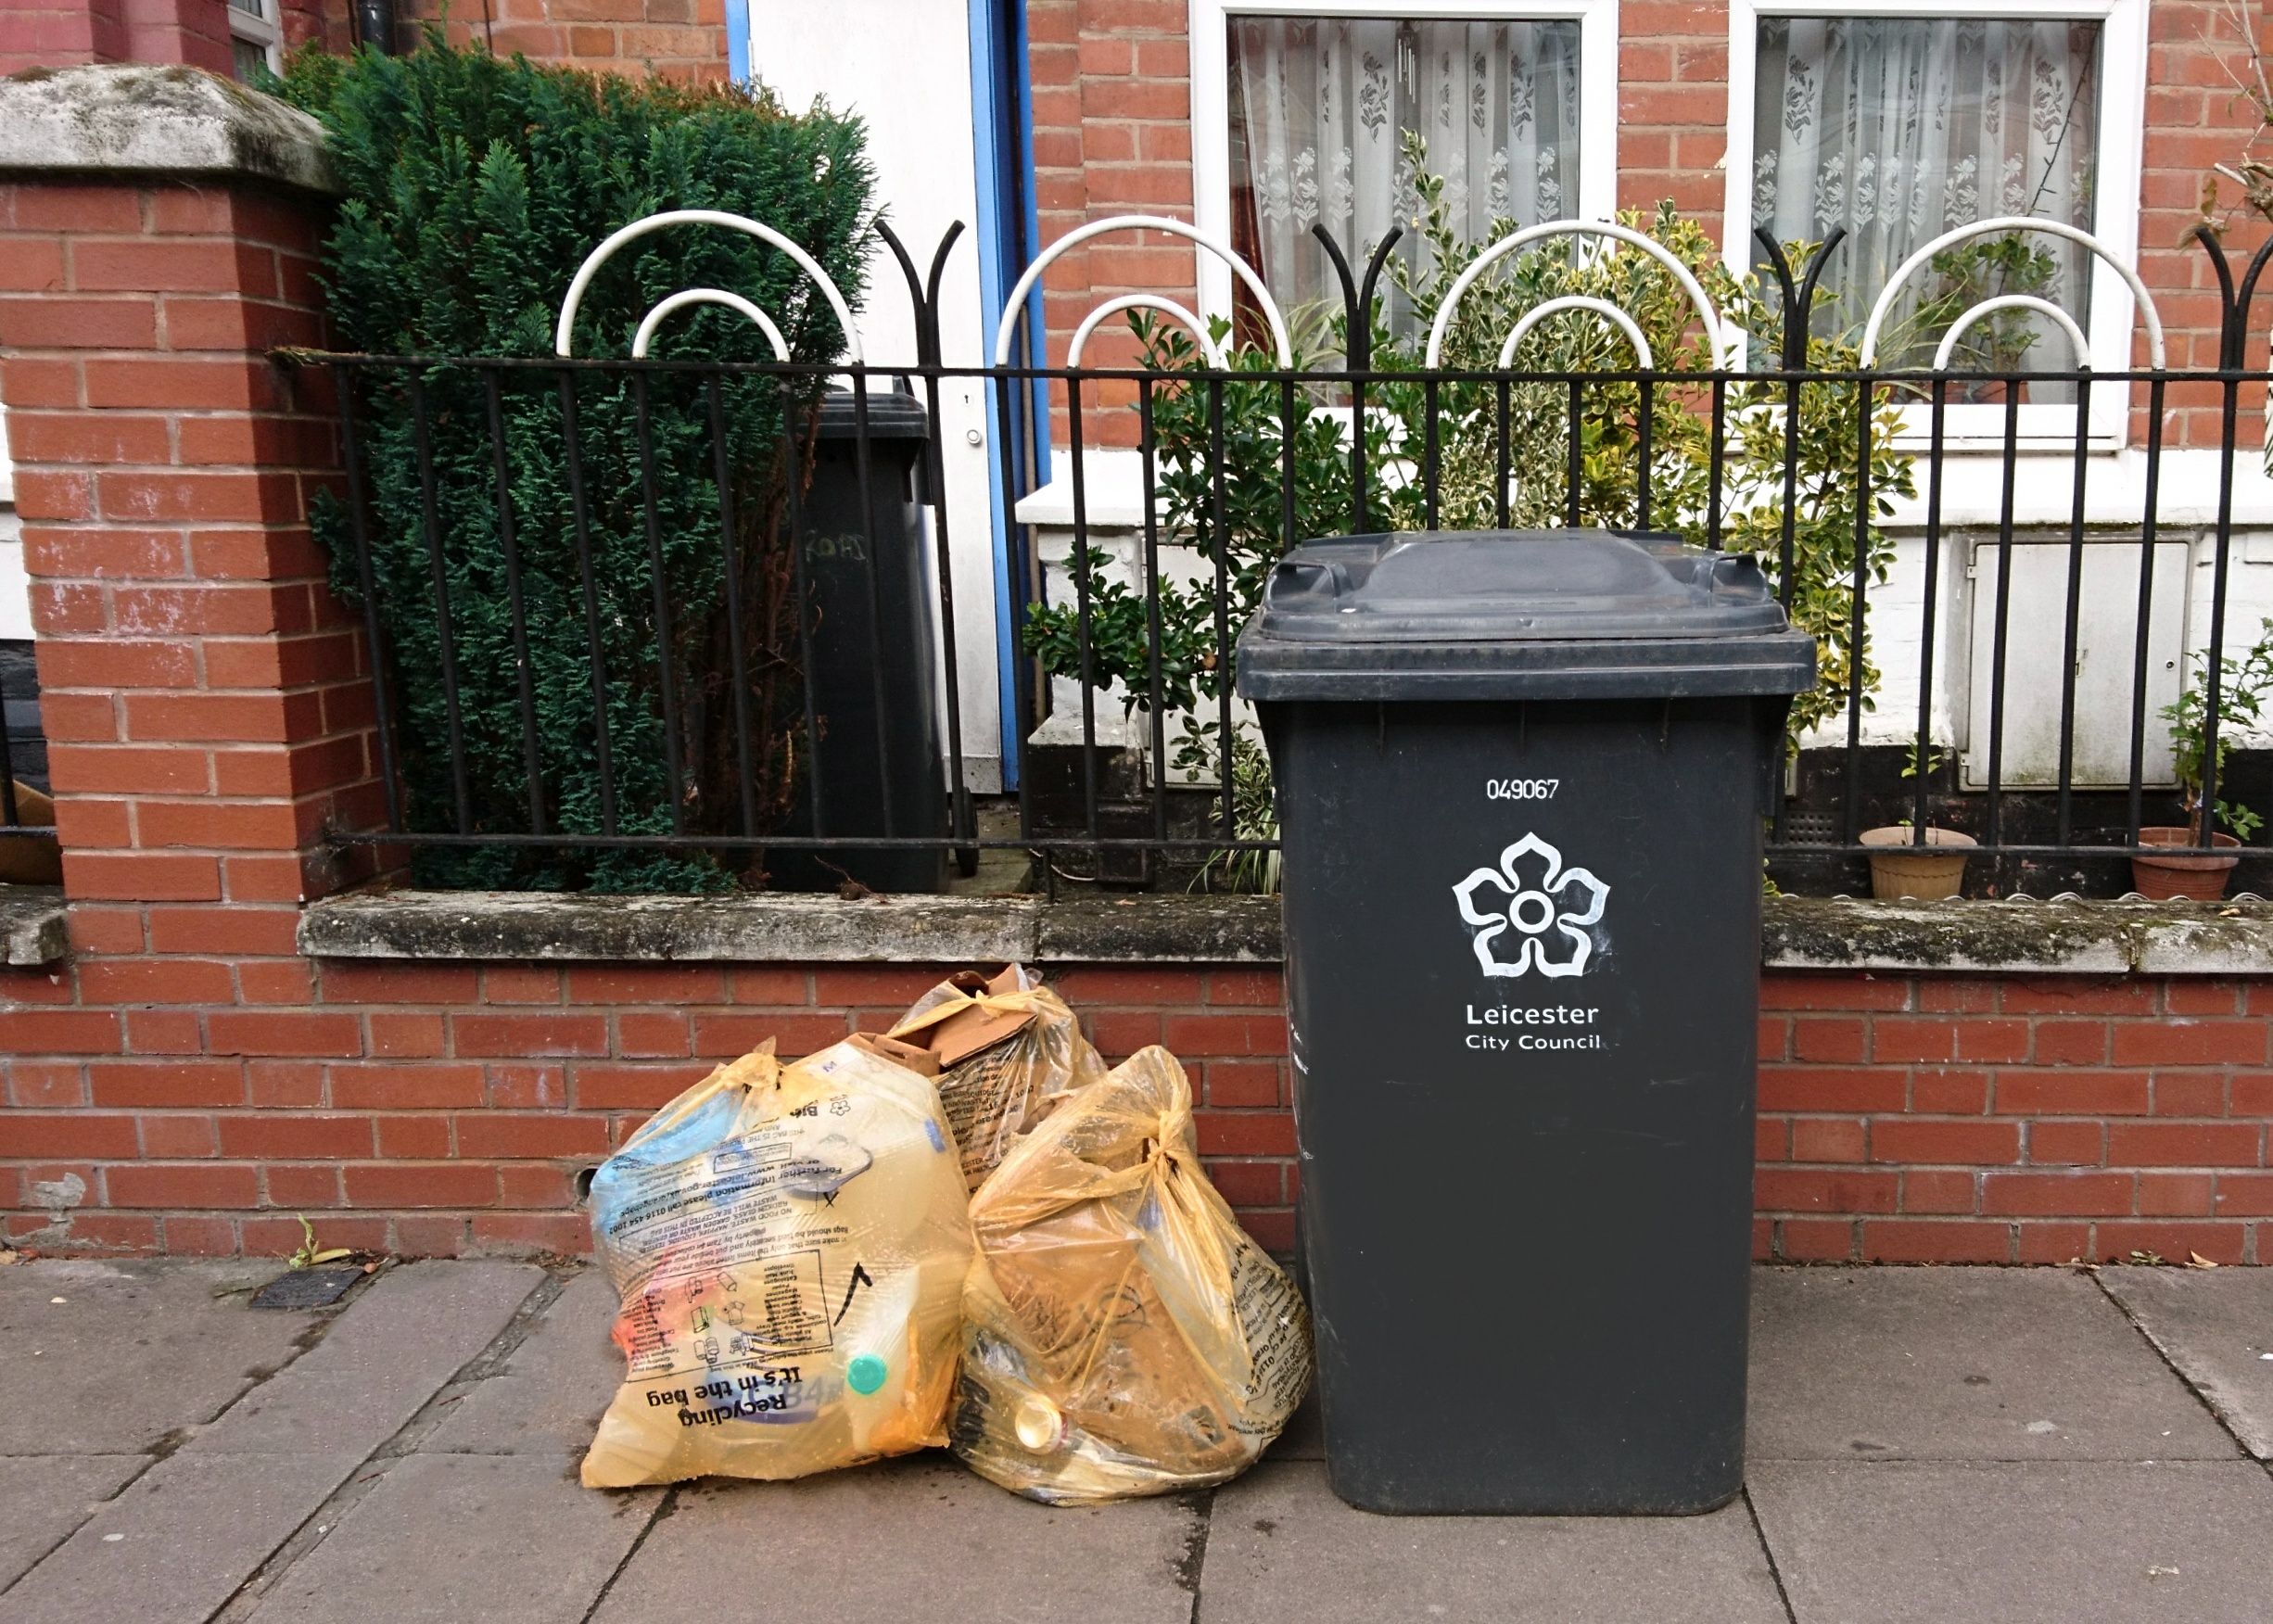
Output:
left=589, top=1453, right=1199, bottom=1624
left=0, top=1451, right=362, bottom=1624
left=193, top=1262, right=544, bottom=1457
left=1198, top=1459, right=1785, bottom=1624
left=241, top=1453, right=660, bottom=1624
left=423, top=1270, right=620, bottom=1457
left=1751, top=1459, right=2273, bottom=1624
left=0, top=1455, right=145, bottom=1589
left=2097, top=1267, right=2273, bottom=1460
left=0, top=1261, right=309, bottom=1453
left=1748, top=1267, right=2235, bottom=1460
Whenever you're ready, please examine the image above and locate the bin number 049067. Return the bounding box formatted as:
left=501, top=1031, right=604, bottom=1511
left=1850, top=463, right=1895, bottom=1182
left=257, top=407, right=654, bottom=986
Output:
left=1485, top=778, right=1559, bottom=801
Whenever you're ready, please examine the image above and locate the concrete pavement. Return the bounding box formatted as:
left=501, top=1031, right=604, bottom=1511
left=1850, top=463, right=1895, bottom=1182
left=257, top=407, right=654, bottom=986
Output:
left=0, top=1258, right=2267, bottom=1623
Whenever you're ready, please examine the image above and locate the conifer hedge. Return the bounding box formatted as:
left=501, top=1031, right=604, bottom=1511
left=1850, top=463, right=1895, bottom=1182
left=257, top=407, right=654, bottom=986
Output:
left=279, top=40, right=873, bottom=889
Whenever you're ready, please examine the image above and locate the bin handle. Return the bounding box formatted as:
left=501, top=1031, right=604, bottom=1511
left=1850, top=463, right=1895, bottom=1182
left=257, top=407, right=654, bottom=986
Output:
left=1271, top=559, right=1342, bottom=602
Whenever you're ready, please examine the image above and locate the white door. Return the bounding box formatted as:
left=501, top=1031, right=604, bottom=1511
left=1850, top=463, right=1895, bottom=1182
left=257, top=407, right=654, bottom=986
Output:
left=743, top=0, right=1006, bottom=793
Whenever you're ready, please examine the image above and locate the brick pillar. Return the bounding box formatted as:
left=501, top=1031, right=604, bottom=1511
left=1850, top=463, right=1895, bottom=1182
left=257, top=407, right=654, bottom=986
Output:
left=0, top=65, right=380, bottom=1251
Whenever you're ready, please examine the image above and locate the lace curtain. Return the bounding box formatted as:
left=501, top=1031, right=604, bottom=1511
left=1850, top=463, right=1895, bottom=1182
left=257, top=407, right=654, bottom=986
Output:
left=1228, top=17, right=1582, bottom=338
left=1750, top=18, right=2102, bottom=370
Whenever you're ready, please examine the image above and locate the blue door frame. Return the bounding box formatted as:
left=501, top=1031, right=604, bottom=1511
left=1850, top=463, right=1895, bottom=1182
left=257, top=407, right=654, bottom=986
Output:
left=967, top=0, right=1047, bottom=787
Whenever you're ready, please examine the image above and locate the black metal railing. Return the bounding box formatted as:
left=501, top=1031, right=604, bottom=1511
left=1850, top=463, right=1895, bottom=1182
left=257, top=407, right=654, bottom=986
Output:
left=260, top=219, right=2273, bottom=898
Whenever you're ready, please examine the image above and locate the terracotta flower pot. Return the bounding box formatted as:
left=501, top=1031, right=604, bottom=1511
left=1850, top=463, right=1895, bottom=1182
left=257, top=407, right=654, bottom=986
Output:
left=1860, top=825, right=1975, bottom=901
left=2131, top=827, right=2241, bottom=901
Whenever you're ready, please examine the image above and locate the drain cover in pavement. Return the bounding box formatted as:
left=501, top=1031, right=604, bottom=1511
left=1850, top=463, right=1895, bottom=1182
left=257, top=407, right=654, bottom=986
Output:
left=250, top=1266, right=365, bottom=1310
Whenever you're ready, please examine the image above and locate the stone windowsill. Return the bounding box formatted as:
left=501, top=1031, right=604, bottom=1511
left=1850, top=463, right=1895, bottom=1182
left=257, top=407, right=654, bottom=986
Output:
left=288, top=888, right=2273, bottom=977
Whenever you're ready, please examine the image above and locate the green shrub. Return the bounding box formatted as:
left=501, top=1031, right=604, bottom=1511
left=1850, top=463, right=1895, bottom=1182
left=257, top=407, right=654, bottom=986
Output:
left=277, top=37, right=873, bottom=889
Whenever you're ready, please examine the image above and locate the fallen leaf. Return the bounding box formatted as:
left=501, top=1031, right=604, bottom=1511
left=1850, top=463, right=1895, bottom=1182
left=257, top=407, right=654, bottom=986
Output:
left=2187, top=1251, right=2220, bottom=1269
left=2147, top=1566, right=2179, bottom=1579
left=309, top=1248, right=353, bottom=1264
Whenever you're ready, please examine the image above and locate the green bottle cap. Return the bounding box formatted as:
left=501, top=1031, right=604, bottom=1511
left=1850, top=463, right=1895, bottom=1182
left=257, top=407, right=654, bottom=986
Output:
left=846, top=1354, right=887, bottom=1395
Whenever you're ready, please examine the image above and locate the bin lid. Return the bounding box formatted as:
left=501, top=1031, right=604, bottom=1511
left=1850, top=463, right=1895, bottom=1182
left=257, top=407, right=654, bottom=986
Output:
left=816, top=387, right=929, bottom=440
left=1235, top=529, right=1817, bottom=702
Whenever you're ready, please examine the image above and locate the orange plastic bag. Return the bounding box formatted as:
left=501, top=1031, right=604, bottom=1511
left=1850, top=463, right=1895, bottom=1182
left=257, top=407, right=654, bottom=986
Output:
left=950, top=1046, right=1312, bottom=1503
left=581, top=1034, right=972, bottom=1489
left=889, top=965, right=1106, bottom=1190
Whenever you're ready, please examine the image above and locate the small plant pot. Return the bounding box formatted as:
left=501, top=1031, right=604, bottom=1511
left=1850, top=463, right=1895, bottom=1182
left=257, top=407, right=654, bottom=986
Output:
left=2131, top=828, right=2241, bottom=901
left=1860, top=826, right=1975, bottom=901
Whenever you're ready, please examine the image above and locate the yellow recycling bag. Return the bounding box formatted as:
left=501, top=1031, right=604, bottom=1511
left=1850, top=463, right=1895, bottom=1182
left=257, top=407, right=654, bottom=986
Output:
left=889, top=965, right=1107, bottom=1190
left=950, top=1045, right=1313, bottom=1503
left=581, top=1034, right=973, bottom=1489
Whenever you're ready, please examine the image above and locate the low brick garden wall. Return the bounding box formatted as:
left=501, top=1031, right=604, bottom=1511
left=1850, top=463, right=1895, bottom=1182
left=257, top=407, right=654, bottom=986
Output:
left=6, top=898, right=2273, bottom=1264
left=1755, top=969, right=2273, bottom=1264
left=4, top=954, right=1296, bottom=1256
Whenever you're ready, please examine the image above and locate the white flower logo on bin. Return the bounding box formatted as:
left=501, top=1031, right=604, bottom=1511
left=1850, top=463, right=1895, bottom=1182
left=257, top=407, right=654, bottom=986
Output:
left=1453, top=834, right=1610, bottom=980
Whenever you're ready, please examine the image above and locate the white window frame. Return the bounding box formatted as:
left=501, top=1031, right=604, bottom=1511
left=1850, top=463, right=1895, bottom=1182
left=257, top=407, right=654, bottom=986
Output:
left=1722, top=0, right=2151, bottom=450
left=1189, top=0, right=1622, bottom=332
left=229, top=0, right=285, bottom=79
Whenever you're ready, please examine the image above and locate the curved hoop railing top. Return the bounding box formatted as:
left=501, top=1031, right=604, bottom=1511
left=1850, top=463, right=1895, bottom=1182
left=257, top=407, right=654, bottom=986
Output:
left=553, top=208, right=868, bottom=362
left=1426, top=220, right=1739, bottom=373
left=992, top=214, right=1294, bottom=368
left=1857, top=215, right=2166, bottom=371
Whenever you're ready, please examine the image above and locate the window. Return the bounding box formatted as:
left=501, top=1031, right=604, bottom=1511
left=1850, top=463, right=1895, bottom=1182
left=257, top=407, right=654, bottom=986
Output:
left=229, top=0, right=283, bottom=82
left=1192, top=0, right=1619, bottom=339
left=1722, top=0, right=2149, bottom=442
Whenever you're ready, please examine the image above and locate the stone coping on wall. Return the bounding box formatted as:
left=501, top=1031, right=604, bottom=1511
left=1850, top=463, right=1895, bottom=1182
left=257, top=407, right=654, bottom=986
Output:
left=0, top=64, right=339, bottom=196
left=286, top=887, right=2273, bottom=976
left=295, top=888, right=1286, bottom=965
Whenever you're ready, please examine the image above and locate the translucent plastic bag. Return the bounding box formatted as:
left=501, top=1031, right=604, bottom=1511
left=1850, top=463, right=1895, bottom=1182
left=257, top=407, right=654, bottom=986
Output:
left=889, top=965, right=1107, bottom=1191
left=950, top=1046, right=1313, bottom=1504
left=581, top=1034, right=973, bottom=1489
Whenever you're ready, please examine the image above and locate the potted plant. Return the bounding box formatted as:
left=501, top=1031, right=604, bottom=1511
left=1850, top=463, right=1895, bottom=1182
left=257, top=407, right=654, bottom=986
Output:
left=2136, top=621, right=2273, bottom=899
left=1860, top=745, right=1975, bottom=900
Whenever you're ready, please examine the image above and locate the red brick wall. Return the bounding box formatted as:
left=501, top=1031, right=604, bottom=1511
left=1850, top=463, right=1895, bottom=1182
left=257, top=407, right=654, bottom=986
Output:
left=0, top=0, right=123, bottom=71
left=2137, top=0, right=2273, bottom=443
left=0, top=959, right=1297, bottom=1256
left=0, top=0, right=726, bottom=84
left=378, top=0, right=728, bottom=82
left=9, top=955, right=2273, bottom=1263
left=1758, top=971, right=2273, bottom=1264
left=1618, top=1, right=1727, bottom=231
left=0, top=0, right=230, bottom=74
left=1029, top=0, right=1196, bottom=447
